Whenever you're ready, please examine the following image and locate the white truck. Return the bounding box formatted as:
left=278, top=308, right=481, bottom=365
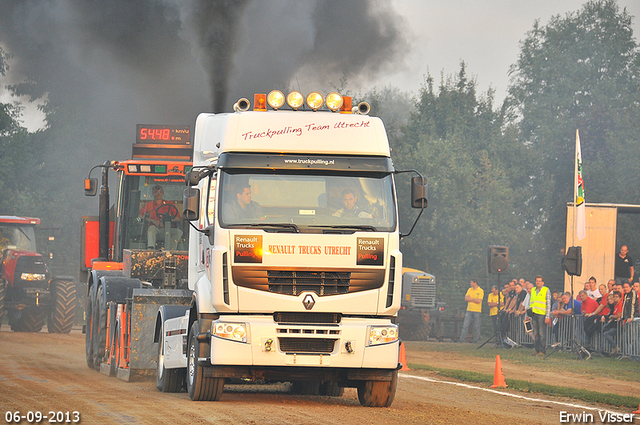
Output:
left=155, top=91, right=427, bottom=407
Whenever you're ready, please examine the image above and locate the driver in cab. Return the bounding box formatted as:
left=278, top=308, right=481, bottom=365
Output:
left=139, top=185, right=183, bottom=249
left=332, top=189, right=372, bottom=219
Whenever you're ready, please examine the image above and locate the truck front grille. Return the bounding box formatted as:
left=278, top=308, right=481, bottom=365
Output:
left=274, top=312, right=341, bottom=324
left=268, top=271, right=349, bottom=295
left=231, top=267, right=384, bottom=296
left=412, top=276, right=436, bottom=308
left=278, top=337, right=337, bottom=354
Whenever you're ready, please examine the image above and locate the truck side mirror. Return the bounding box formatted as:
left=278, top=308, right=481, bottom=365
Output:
left=84, top=178, right=98, bottom=196
left=183, top=187, right=200, bottom=221
left=185, top=170, right=200, bottom=187
left=411, top=176, right=428, bottom=209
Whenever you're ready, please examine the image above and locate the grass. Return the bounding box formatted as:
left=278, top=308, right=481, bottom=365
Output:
left=404, top=341, right=640, bottom=409
left=408, top=362, right=640, bottom=409
left=406, top=341, right=640, bottom=383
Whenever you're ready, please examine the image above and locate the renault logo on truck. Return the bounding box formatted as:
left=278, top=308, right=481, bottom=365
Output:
left=302, top=294, right=315, bottom=310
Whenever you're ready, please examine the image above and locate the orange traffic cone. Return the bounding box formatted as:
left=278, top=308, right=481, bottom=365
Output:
left=399, top=342, right=411, bottom=371
left=633, top=404, right=640, bottom=414
left=490, top=355, right=507, bottom=388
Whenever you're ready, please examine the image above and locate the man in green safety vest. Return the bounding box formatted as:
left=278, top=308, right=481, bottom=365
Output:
left=530, top=275, right=552, bottom=355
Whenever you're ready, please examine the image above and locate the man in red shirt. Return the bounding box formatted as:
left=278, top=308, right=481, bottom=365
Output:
left=579, top=290, right=599, bottom=347
left=139, top=185, right=182, bottom=250
left=602, top=291, right=623, bottom=355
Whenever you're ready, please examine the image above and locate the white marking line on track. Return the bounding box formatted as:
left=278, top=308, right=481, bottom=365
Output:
left=400, top=373, right=629, bottom=417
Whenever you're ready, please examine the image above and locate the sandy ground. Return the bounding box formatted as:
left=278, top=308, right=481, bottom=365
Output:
left=0, top=329, right=636, bottom=425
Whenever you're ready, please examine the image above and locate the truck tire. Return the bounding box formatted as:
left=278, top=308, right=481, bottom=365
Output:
left=156, top=320, right=185, bottom=393
left=357, top=370, right=398, bottom=407
left=91, top=284, right=108, bottom=371
left=0, top=279, right=5, bottom=331
left=47, top=280, right=77, bottom=334
left=186, top=322, right=224, bottom=401
left=412, top=322, right=432, bottom=341
left=85, top=284, right=96, bottom=368
left=10, top=308, right=46, bottom=332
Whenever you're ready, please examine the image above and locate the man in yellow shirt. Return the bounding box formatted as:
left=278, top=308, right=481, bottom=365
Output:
left=487, top=284, right=504, bottom=335
left=459, top=279, right=485, bottom=343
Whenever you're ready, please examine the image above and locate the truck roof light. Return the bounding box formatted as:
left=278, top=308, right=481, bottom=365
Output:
left=325, top=92, right=343, bottom=112
left=306, top=92, right=324, bottom=111
left=254, top=94, right=267, bottom=111
left=286, top=91, right=304, bottom=110
left=353, top=101, right=371, bottom=115
left=233, top=98, right=250, bottom=112
left=340, top=96, right=353, bottom=114
left=267, top=90, right=285, bottom=110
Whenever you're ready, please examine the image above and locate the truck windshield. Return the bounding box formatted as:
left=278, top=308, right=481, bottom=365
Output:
left=0, top=225, right=37, bottom=252
left=218, top=171, right=396, bottom=232
left=123, top=175, right=189, bottom=251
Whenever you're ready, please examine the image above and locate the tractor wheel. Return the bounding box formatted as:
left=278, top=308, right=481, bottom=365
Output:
left=10, top=307, right=46, bottom=332
left=412, top=321, right=432, bottom=341
left=186, top=322, right=224, bottom=401
left=156, top=321, right=185, bottom=393
left=357, top=370, right=398, bottom=407
left=0, top=279, right=5, bottom=331
left=85, top=284, right=97, bottom=368
left=48, top=280, right=77, bottom=333
left=91, top=285, right=108, bottom=370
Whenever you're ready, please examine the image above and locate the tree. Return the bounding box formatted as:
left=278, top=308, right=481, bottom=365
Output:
left=506, top=0, right=640, bottom=282
left=389, top=65, right=533, bottom=308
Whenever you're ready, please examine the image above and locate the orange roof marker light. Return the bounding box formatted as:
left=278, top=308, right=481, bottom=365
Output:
left=286, top=91, right=304, bottom=110
left=340, top=96, right=353, bottom=114
left=325, top=92, right=344, bottom=112
left=267, top=90, right=285, bottom=110
left=253, top=93, right=267, bottom=111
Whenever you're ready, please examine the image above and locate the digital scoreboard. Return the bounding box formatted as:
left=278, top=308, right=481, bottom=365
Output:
left=135, top=125, right=191, bottom=144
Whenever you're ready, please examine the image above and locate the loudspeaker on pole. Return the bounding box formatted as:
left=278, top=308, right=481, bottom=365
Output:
left=488, top=246, right=509, bottom=274
left=562, top=246, right=582, bottom=276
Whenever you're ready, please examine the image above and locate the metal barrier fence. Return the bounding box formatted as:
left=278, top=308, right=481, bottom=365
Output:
left=501, top=312, right=640, bottom=358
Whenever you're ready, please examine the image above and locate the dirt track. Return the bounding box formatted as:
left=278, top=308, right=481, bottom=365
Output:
left=0, top=329, right=634, bottom=425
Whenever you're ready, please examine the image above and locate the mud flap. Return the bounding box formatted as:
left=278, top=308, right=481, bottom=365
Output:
left=118, top=288, right=192, bottom=381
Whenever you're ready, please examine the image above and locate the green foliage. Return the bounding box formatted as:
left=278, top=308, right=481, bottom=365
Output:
left=507, top=0, right=640, bottom=282
left=388, top=64, right=534, bottom=301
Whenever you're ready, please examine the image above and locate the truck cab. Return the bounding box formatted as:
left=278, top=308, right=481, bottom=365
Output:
left=157, top=92, right=427, bottom=406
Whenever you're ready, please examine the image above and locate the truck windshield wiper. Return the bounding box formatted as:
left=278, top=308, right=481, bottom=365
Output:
left=309, top=225, right=377, bottom=232
left=244, top=222, right=300, bottom=233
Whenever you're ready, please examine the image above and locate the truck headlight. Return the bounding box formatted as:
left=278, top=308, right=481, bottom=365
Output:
left=212, top=322, right=248, bottom=343
left=367, top=325, right=398, bottom=346
left=21, top=273, right=46, bottom=281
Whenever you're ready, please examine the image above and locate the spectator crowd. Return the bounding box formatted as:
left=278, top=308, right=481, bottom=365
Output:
left=458, top=245, right=640, bottom=356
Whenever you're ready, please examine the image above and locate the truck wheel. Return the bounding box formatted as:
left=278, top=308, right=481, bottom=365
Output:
left=10, top=308, right=46, bottom=332
left=156, top=321, right=185, bottom=393
left=91, top=285, right=108, bottom=370
left=186, top=322, right=224, bottom=401
left=0, top=279, right=5, bottom=331
left=47, top=280, right=77, bottom=334
left=85, top=284, right=97, bottom=368
left=291, top=381, right=321, bottom=395
left=357, top=370, right=398, bottom=407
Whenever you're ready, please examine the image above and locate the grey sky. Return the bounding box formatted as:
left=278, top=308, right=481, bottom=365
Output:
left=3, top=0, right=640, bottom=129
left=385, top=0, right=640, bottom=102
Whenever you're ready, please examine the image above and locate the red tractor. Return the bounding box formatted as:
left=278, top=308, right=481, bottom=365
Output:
left=0, top=215, right=77, bottom=332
